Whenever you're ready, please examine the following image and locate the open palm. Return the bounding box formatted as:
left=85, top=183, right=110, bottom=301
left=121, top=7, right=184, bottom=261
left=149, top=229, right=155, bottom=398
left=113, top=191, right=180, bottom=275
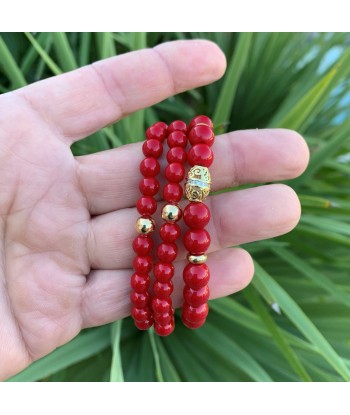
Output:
left=0, top=40, right=309, bottom=380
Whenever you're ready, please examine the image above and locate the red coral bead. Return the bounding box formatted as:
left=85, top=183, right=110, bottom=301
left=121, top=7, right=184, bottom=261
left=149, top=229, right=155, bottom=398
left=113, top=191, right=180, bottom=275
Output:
left=188, top=125, right=215, bottom=147
left=167, top=131, right=188, bottom=148
left=165, top=162, right=185, bottom=183
left=183, top=229, right=211, bottom=254
left=130, top=290, right=150, bottom=307
left=142, top=139, right=163, bottom=158
left=140, top=157, right=160, bottom=177
left=183, top=285, right=210, bottom=307
left=157, top=242, right=178, bottom=262
left=131, top=306, right=151, bottom=322
left=133, top=255, right=153, bottom=274
left=182, top=318, right=206, bottom=329
left=139, top=177, right=160, bottom=196
left=183, top=202, right=210, bottom=229
left=168, top=120, right=187, bottom=134
left=154, top=311, right=173, bottom=326
left=160, top=223, right=181, bottom=243
left=135, top=318, right=153, bottom=330
left=163, top=182, right=183, bottom=203
left=154, top=262, right=175, bottom=282
left=130, top=273, right=150, bottom=292
left=145, top=121, right=168, bottom=141
left=132, top=235, right=153, bottom=255
left=137, top=196, right=157, bottom=215
left=188, top=144, right=214, bottom=167
left=183, top=263, right=210, bottom=290
left=182, top=303, right=209, bottom=323
left=151, top=297, right=172, bottom=314
left=153, top=280, right=174, bottom=298
left=154, top=321, right=175, bottom=336
left=189, top=115, right=213, bottom=130
left=167, top=146, right=187, bottom=164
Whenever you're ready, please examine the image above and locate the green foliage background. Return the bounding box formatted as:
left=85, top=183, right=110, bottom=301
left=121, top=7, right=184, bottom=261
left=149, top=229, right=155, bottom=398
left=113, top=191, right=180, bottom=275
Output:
left=1, top=32, right=350, bottom=382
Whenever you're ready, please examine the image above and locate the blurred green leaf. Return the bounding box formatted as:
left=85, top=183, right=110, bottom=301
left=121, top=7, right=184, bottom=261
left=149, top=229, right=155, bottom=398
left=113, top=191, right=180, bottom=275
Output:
left=25, top=32, right=62, bottom=75
left=110, top=321, right=124, bottom=382
left=8, top=327, right=110, bottom=382
left=0, top=35, right=26, bottom=88
left=213, top=32, right=252, bottom=131
left=254, top=262, right=350, bottom=381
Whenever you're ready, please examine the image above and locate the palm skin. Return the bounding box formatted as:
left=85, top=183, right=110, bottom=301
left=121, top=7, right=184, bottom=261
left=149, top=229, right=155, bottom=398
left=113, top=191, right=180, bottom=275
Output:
left=0, top=100, right=89, bottom=377
left=0, top=39, right=309, bottom=381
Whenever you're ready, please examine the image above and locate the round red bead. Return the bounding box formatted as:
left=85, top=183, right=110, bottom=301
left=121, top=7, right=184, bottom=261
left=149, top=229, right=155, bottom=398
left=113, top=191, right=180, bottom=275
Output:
left=154, top=262, right=175, bottom=282
left=168, top=120, right=187, bottom=134
left=153, top=281, right=174, bottom=298
left=183, top=229, right=211, bottom=254
left=183, top=202, right=210, bottom=229
left=140, top=157, right=160, bottom=177
left=183, top=263, right=210, bottom=290
left=157, top=242, right=178, bottom=262
left=189, top=115, right=213, bottom=130
left=130, top=290, right=150, bottom=307
left=151, top=297, right=172, bottom=314
left=188, top=125, right=215, bottom=147
left=165, top=162, right=185, bottom=183
left=154, top=321, right=175, bottom=336
left=167, top=131, right=188, bottom=148
left=132, top=235, right=153, bottom=255
left=135, top=318, right=153, bottom=330
left=163, top=182, right=183, bottom=203
left=182, top=318, right=206, bottom=329
left=133, top=255, right=153, bottom=274
left=154, top=311, right=173, bottom=326
left=188, top=144, right=213, bottom=167
left=131, top=306, right=151, bottom=322
left=160, top=223, right=181, bottom=243
left=183, top=285, right=210, bottom=307
left=131, top=273, right=150, bottom=292
left=167, top=146, right=187, bottom=164
left=137, top=196, right=157, bottom=215
left=145, top=121, right=168, bottom=142
left=142, top=139, right=163, bottom=158
left=139, top=177, right=160, bottom=196
left=182, top=303, right=209, bottom=323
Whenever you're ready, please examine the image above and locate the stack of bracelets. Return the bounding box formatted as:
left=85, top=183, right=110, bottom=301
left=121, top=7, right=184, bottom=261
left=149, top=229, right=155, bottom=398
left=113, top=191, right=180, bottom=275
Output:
left=131, top=115, right=214, bottom=336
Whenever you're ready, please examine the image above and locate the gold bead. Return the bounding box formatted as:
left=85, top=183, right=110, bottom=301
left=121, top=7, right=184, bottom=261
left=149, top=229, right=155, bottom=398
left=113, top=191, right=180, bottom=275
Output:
left=161, top=204, right=182, bottom=222
left=188, top=254, right=207, bottom=264
left=135, top=217, right=155, bottom=234
left=185, top=165, right=211, bottom=202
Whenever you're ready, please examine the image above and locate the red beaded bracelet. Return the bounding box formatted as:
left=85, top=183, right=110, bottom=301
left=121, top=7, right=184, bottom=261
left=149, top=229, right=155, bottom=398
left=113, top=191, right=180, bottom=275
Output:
left=131, top=121, right=168, bottom=330
left=152, top=120, right=187, bottom=336
left=182, top=115, right=214, bottom=329
left=132, top=116, right=213, bottom=334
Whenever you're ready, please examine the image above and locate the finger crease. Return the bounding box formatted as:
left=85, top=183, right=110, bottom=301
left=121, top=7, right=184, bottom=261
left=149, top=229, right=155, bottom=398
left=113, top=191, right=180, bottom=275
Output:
left=89, top=63, right=126, bottom=120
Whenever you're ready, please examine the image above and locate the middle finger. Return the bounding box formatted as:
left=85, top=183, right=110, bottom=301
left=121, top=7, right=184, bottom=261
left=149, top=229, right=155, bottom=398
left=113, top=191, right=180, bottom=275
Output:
left=87, top=183, right=300, bottom=270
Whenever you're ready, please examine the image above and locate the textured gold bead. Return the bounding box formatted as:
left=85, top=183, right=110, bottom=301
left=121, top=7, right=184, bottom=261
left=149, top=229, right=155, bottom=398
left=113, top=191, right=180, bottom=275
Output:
left=188, top=254, right=207, bottom=264
left=161, top=204, right=182, bottom=222
left=135, top=217, right=155, bottom=234
left=185, top=165, right=211, bottom=202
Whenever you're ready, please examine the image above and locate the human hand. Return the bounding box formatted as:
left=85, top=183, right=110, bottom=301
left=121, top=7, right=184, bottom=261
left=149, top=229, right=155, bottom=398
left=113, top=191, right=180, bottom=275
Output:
left=0, top=39, right=309, bottom=380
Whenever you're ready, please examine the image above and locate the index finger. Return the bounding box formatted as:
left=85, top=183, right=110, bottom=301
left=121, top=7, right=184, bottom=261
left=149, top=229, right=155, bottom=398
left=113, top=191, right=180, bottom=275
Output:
left=15, top=40, right=226, bottom=143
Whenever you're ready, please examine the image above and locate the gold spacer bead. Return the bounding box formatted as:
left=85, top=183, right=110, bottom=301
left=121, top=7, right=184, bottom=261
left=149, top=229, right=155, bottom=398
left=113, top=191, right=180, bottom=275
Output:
left=135, top=217, right=155, bottom=235
left=188, top=253, right=207, bottom=264
left=161, top=204, right=182, bottom=222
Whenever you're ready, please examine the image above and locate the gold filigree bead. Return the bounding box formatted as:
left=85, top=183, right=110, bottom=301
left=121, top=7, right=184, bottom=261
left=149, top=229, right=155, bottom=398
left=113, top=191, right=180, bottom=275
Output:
left=161, top=204, right=182, bottom=222
left=185, top=165, right=211, bottom=202
left=135, top=217, right=155, bottom=235
left=188, top=253, right=207, bottom=264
